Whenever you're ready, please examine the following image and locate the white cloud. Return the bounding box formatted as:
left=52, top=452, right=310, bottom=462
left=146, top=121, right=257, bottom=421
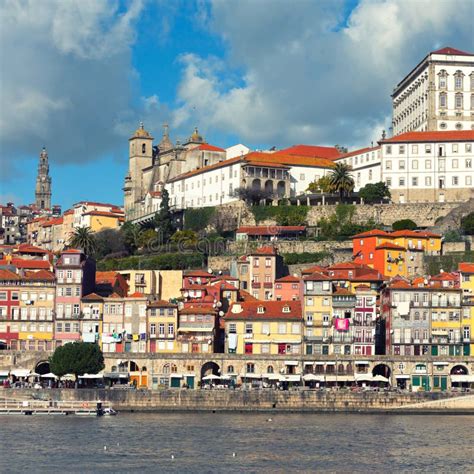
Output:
left=0, top=0, right=143, bottom=178
left=173, top=0, right=474, bottom=150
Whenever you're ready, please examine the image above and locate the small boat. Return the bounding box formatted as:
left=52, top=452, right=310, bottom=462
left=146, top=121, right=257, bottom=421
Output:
left=101, top=407, right=117, bottom=416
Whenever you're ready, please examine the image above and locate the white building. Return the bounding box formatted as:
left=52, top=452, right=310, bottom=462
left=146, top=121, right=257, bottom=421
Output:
left=392, top=46, right=474, bottom=136
left=333, top=146, right=381, bottom=191
left=379, top=130, right=474, bottom=203
left=72, top=201, right=124, bottom=228
left=226, top=144, right=250, bottom=159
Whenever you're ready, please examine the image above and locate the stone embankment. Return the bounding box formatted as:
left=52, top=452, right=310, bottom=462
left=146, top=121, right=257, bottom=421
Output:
left=4, top=389, right=473, bottom=413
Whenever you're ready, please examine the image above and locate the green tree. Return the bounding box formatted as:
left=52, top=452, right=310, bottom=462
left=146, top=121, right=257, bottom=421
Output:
left=94, top=228, right=127, bottom=259
left=306, top=175, right=332, bottom=193
left=359, top=182, right=391, bottom=204
left=49, top=342, right=104, bottom=380
left=170, top=230, right=198, bottom=246
left=68, top=226, right=97, bottom=257
left=461, top=212, right=474, bottom=235
left=121, top=222, right=143, bottom=254
left=328, top=163, right=355, bottom=200
left=153, top=189, right=175, bottom=242
left=392, top=219, right=417, bottom=231
left=138, top=228, right=159, bottom=249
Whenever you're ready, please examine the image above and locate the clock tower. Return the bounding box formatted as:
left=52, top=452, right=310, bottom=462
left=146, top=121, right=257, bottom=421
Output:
left=35, top=146, right=52, bottom=210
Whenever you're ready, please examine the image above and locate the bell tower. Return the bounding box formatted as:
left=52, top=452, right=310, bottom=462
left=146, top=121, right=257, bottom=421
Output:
left=35, top=146, right=52, bottom=210
left=124, top=122, right=153, bottom=215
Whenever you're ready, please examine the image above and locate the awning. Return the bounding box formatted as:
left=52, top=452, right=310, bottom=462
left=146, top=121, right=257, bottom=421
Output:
left=355, top=374, right=373, bottom=382
left=284, top=375, right=302, bottom=382
left=104, top=372, right=129, bottom=379
left=79, top=373, right=104, bottom=379
left=284, top=361, right=299, bottom=366
left=315, top=362, right=325, bottom=365
left=241, top=373, right=261, bottom=379
left=11, top=369, right=31, bottom=378
left=303, top=373, right=324, bottom=382
left=0, top=371, right=9, bottom=377
left=40, top=373, right=58, bottom=379
left=433, top=362, right=449, bottom=366
left=355, top=361, right=369, bottom=365
left=170, top=374, right=183, bottom=379
left=325, top=362, right=335, bottom=366
left=303, top=362, right=314, bottom=366
left=202, top=374, right=220, bottom=381
left=325, top=375, right=355, bottom=382
left=451, top=375, right=474, bottom=383
left=395, top=375, right=410, bottom=379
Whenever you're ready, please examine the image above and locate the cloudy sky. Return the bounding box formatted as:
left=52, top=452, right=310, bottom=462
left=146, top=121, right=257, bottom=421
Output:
left=0, top=0, right=473, bottom=209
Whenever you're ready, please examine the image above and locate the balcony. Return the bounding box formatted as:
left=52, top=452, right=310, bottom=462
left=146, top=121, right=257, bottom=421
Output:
left=263, top=282, right=273, bottom=289
left=251, top=282, right=261, bottom=289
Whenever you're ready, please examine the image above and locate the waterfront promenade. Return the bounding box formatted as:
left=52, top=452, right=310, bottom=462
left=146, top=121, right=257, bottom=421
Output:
left=3, top=388, right=474, bottom=413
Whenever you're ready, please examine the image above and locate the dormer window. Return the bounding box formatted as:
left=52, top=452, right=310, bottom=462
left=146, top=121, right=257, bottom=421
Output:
left=257, top=306, right=265, bottom=314
left=282, top=306, right=290, bottom=313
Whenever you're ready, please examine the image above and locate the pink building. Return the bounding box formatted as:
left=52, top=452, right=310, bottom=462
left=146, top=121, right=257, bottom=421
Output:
left=274, top=275, right=302, bottom=301
left=54, top=249, right=96, bottom=345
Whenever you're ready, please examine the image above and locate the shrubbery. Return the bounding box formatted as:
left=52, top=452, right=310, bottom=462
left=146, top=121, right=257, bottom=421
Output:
left=97, top=252, right=204, bottom=271
left=251, top=204, right=309, bottom=225
left=392, top=219, right=417, bottom=231
left=184, top=207, right=216, bottom=232
left=283, top=251, right=330, bottom=265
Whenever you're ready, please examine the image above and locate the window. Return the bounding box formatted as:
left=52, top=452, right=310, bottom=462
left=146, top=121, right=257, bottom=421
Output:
left=261, top=323, right=270, bottom=335
left=278, top=323, right=286, bottom=334
left=150, top=323, right=156, bottom=335
left=439, top=72, right=447, bottom=89
left=245, top=323, right=253, bottom=334
left=439, top=93, right=447, bottom=108
left=455, top=93, right=463, bottom=109
left=425, top=176, right=432, bottom=186
left=425, top=159, right=432, bottom=169
left=168, top=324, right=174, bottom=336
left=412, top=159, right=418, bottom=170
left=399, top=177, right=405, bottom=186
left=399, top=145, right=405, bottom=154
left=453, top=143, right=459, bottom=154
left=412, top=177, right=418, bottom=186
left=385, top=160, right=392, bottom=170
left=454, top=72, right=463, bottom=90
left=452, top=176, right=459, bottom=186
left=229, top=323, right=237, bottom=334
left=257, top=306, right=264, bottom=314
left=386, top=145, right=392, bottom=154
left=265, top=258, right=272, bottom=268
left=246, top=362, right=255, bottom=373
left=466, top=159, right=472, bottom=168
left=386, top=178, right=392, bottom=187
left=159, top=323, right=165, bottom=336
left=412, top=145, right=418, bottom=154
left=467, top=176, right=472, bottom=186
left=399, top=160, right=405, bottom=170
left=425, top=145, right=431, bottom=153
left=471, top=94, right=474, bottom=110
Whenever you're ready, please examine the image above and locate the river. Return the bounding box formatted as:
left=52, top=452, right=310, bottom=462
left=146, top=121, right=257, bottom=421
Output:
left=1, top=413, right=472, bottom=472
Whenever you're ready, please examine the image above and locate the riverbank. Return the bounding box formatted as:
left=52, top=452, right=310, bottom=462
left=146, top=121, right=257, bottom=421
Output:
left=3, top=388, right=474, bottom=414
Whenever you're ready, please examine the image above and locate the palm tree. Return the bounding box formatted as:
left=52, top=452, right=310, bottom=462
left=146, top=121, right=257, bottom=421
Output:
left=328, top=163, right=355, bottom=200
left=69, top=226, right=97, bottom=257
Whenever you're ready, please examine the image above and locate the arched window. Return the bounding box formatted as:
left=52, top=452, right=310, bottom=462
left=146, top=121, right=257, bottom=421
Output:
left=227, top=365, right=234, bottom=374
left=246, top=363, right=255, bottom=373
left=142, top=143, right=146, bottom=154
left=267, top=365, right=274, bottom=374
left=338, top=364, right=345, bottom=374
left=163, top=364, right=170, bottom=374
left=129, top=361, right=139, bottom=372
left=171, top=364, right=177, bottom=373
left=141, top=366, right=147, bottom=372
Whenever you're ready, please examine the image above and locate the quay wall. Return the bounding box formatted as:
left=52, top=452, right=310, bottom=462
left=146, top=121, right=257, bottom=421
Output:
left=4, top=388, right=473, bottom=413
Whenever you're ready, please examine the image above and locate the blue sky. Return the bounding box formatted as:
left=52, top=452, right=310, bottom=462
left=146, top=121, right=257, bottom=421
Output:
left=0, top=0, right=472, bottom=210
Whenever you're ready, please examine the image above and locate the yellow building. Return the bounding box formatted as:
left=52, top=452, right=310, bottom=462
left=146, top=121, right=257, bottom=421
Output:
left=224, top=300, right=303, bottom=355
left=118, top=270, right=157, bottom=295
left=390, top=230, right=442, bottom=255
left=374, top=242, right=407, bottom=278
left=17, top=270, right=56, bottom=351
left=147, top=300, right=179, bottom=353
left=82, top=211, right=124, bottom=232
left=459, top=262, right=474, bottom=356
left=302, top=272, right=333, bottom=356
left=81, top=293, right=104, bottom=346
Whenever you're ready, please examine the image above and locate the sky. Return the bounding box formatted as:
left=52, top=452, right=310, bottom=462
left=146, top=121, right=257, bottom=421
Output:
left=0, top=0, right=473, bottom=210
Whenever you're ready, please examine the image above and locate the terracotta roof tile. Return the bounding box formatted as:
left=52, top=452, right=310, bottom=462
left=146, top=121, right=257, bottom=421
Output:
left=381, top=130, right=474, bottom=144
left=431, top=46, right=472, bottom=56
left=276, top=145, right=341, bottom=160
left=0, top=269, right=20, bottom=280
left=376, top=242, right=406, bottom=251
left=225, top=300, right=302, bottom=320
left=459, top=262, right=474, bottom=273
left=275, top=275, right=301, bottom=283
left=191, top=143, right=225, bottom=152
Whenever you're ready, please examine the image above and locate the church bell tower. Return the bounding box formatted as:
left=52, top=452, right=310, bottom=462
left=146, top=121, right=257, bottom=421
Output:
left=35, top=146, right=52, bottom=210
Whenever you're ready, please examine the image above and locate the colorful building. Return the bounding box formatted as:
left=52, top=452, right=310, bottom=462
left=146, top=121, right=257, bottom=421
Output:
left=224, top=300, right=303, bottom=355
left=274, top=275, right=302, bottom=301
left=147, top=300, right=178, bottom=353
left=459, top=262, right=474, bottom=355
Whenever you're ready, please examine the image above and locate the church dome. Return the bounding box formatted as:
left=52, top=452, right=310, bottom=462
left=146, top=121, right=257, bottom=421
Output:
left=130, top=122, right=153, bottom=139
left=189, top=127, right=204, bottom=143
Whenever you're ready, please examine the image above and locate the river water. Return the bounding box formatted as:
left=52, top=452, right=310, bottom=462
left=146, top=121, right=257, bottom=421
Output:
left=0, top=413, right=472, bottom=472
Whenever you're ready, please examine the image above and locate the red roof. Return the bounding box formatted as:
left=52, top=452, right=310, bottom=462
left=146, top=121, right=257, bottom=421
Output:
left=431, top=46, right=472, bottom=56
left=352, top=229, right=391, bottom=239
left=246, top=151, right=333, bottom=169
left=391, top=230, right=440, bottom=238
left=148, top=300, right=177, bottom=308
left=375, top=242, right=406, bottom=251
left=192, top=144, right=225, bottom=152
left=225, top=300, right=302, bottom=320
left=180, top=305, right=216, bottom=315
left=237, top=226, right=305, bottom=236
left=184, top=270, right=213, bottom=278
left=0, top=258, right=51, bottom=270
left=239, top=290, right=259, bottom=302
left=459, top=262, right=474, bottom=273
left=251, top=246, right=277, bottom=256
left=276, top=145, right=341, bottom=160
left=335, top=146, right=380, bottom=160
left=82, top=293, right=104, bottom=301
left=301, top=265, right=326, bottom=275
left=83, top=211, right=124, bottom=218
left=303, top=272, right=332, bottom=281
left=16, top=244, right=49, bottom=254
left=23, top=270, right=55, bottom=281
left=333, top=287, right=353, bottom=295
left=128, top=292, right=148, bottom=298
left=62, top=249, right=82, bottom=254
left=275, top=275, right=301, bottom=283
left=381, top=130, right=474, bottom=144
left=0, top=269, right=20, bottom=280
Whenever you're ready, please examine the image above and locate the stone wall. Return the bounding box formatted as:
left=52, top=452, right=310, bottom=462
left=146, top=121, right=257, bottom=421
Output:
left=213, top=201, right=466, bottom=231
left=5, top=388, right=472, bottom=413
left=443, top=241, right=467, bottom=254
